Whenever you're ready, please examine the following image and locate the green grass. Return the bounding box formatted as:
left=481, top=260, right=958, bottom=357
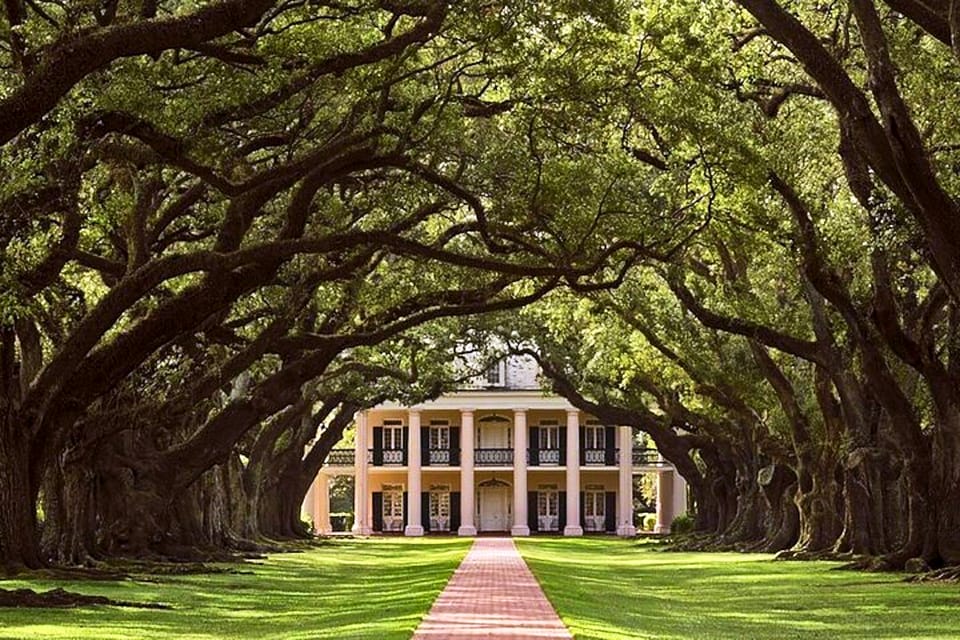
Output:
left=0, top=538, right=471, bottom=640
left=517, top=537, right=960, bottom=640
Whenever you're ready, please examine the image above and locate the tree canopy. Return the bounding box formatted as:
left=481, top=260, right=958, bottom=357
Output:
left=2, top=0, right=960, bottom=578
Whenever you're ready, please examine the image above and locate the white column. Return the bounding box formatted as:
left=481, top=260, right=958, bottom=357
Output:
left=512, top=409, right=530, bottom=536
left=302, top=479, right=316, bottom=526
left=564, top=409, right=583, bottom=536
left=458, top=409, right=477, bottom=535
left=617, top=426, right=637, bottom=537
left=672, top=469, right=688, bottom=518
left=654, top=462, right=675, bottom=534
left=351, top=411, right=371, bottom=535
left=405, top=410, right=424, bottom=536
left=315, top=472, right=332, bottom=535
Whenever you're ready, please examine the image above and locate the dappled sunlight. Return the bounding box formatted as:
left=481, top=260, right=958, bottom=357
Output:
left=517, top=538, right=960, bottom=640
left=0, top=538, right=471, bottom=640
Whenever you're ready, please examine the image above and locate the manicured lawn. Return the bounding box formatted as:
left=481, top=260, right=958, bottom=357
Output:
left=0, top=538, right=470, bottom=639
left=517, top=537, right=960, bottom=640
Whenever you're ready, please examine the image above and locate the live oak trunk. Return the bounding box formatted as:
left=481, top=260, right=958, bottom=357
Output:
left=0, top=410, right=41, bottom=570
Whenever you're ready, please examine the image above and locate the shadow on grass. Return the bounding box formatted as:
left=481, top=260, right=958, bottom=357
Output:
left=517, top=537, right=960, bottom=640
left=0, top=538, right=472, bottom=640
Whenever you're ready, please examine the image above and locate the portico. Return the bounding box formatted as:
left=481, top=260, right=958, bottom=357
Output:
left=308, top=387, right=688, bottom=537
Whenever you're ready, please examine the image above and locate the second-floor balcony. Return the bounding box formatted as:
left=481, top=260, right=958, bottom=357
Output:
left=325, top=444, right=670, bottom=469
left=475, top=448, right=513, bottom=466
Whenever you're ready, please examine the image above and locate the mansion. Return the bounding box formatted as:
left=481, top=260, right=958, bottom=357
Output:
left=304, top=355, right=687, bottom=536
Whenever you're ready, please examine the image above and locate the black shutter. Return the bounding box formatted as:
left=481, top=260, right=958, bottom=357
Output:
left=421, top=492, right=431, bottom=533
left=559, top=427, right=567, bottom=465
left=605, top=492, right=617, bottom=533
left=372, top=492, right=383, bottom=532
left=528, top=426, right=539, bottom=467
left=421, top=426, right=430, bottom=467
left=605, top=426, right=616, bottom=465
left=528, top=492, right=538, bottom=532
left=373, top=427, right=384, bottom=466
left=450, top=492, right=461, bottom=532
left=402, top=427, right=409, bottom=465
left=559, top=491, right=567, bottom=530
left=579, top=426, right=586, bottom=465
left=402, top=491, right=408, bottom=530
left=450, top=427, right=460, bottom=466
left=580, top=491, right=586, bottom=529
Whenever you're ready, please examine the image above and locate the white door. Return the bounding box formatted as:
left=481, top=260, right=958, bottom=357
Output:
left=479, top=486, right=510, bottom=531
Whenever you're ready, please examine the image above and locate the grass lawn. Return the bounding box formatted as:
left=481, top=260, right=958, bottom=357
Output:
left=0, top=537, right=470, bottom=640
left=517, top=537, right=960, bottom=640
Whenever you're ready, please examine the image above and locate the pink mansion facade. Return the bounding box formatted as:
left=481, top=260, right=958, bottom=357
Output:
left=304, top=356, right=687, bottom=536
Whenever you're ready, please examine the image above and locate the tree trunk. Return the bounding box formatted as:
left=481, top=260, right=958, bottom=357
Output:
left=0, top=410, right=41, bottom=570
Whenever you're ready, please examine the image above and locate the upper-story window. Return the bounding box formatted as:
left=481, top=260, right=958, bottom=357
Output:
left=539, top=421, right=560, bottom=449
left=383, top=420, right=404, bottom=449
left=430, top=420, right=450, bottom=449
left=584, top=422, right=605, bottom=449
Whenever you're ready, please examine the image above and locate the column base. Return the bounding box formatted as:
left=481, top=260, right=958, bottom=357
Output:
left=654, top=524, right=671, bottom=534
left=563, top=525, right=584, bottom=537
left=404, top=525, right=425, bottom=537
left=457, top=525, right=477, bottom=536
left=351, top=524, right=372, bottom=536
left=316, top=524, right=333, bottom=536
left=617, top=524, right=637, bottom=538
left=511, top=525, right=531, bottom=536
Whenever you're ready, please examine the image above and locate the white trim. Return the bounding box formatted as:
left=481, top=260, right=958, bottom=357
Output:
left=374, top=390, right=578, bottom=412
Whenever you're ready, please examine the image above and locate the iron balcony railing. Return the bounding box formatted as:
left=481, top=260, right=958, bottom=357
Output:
left=583, top=448, right=618, bottom=465
left=326, top=449, right=355, bottom=466
left=382, top=448, right=404, bottom=464
left=536, top=448, right=561, bottom=465
left=428, top=448, right=451, bottom=465
left=633, top=448, right=668, bottom=466
left=475, top=448, right=513, bottom=466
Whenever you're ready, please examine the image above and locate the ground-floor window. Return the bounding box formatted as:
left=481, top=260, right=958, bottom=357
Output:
left=430, top=485, right=451, bottom=531
left=538, top=484, right=559, bottom=531
left=382, top=484, right=404, bottom=532
left=584, top=485, right=606, bottom=532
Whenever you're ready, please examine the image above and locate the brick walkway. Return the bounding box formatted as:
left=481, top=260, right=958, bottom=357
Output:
left=412, top=537, right=572, bottom=639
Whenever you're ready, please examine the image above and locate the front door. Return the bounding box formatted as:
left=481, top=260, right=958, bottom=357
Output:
left=479, top=485, right=510, bottom=531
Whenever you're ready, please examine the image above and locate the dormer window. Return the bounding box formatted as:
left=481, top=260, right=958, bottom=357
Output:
left=484, top=360, right=506, bottom=387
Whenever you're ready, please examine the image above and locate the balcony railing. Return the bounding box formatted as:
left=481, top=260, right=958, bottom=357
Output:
left=383, top=448, right=404, bottom=464
left=428, top=448, right=451, bottom=465
left=326, top=449, right=355, bottom=466
left=536, top=448, right=561, bottom=465
left=633, top=448, right=668, bottom=466
left=583, top=448, right=615, bottom=465
left=475, top=448, right=513, bottom=466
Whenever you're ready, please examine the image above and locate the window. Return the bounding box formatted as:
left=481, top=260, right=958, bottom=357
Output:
left=584, top=423, right=605, bottom=449
left=383, top=420, right=404, bottom=449
left=484, top=361, right=503, bottom=385
left=539, top=422, right=560, bottom=449
left=537, top=490, right=559, bottom=517
left=537, top=483, right=560, bottom=531
left=430, top=421, right=449, bottom=449
left=382, top=484, right=404, bottom=532
left=429, top=485, right=451, bottom=531
left=584, top=486, right=606, bottom=532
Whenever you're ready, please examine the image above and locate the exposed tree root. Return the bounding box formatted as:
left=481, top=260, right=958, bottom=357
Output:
left=906, top=567, right=960, bottom=583
left=0, top=587, right=171, bottom=609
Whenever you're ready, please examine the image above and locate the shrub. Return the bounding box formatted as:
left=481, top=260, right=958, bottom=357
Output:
left=670, top=513, right=695, bottom=534
left=643, top=513, right=658, bottom=532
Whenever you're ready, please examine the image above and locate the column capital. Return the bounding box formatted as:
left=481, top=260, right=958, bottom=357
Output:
left=408, top=408, right=422, bottom=417
left=460, top=408, right=475, bottom=417
left=566, top=408, right=580, bottom=417
left=512, top=408, right=528, bottom=415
